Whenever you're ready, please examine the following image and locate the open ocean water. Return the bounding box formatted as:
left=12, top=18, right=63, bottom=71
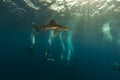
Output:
left=0, top=0, right=120, bottom=80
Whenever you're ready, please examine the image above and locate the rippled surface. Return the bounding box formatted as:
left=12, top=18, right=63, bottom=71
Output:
left=2, top=0, right=120, bottom=15
left=1, top=0, right=120, bottom=41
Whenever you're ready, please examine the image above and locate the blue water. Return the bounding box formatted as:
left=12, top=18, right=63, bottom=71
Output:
left=0, top=1, right=120, bottom=80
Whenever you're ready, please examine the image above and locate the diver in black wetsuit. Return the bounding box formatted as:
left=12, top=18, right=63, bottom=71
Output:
left=114, top=62, right=120, bottom=71
left=44, top=52, right=55, bottom=61
left=28, top=46, right=34, bottom=53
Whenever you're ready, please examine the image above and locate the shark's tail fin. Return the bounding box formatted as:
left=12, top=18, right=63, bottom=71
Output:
left=32, top=22, right=39, bottom=35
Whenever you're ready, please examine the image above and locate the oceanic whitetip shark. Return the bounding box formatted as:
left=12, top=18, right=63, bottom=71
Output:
left=32, top=19, right=70, bottom=37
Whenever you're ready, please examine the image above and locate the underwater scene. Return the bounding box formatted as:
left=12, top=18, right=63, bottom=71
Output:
left=0, top=0, right=120, bottom=80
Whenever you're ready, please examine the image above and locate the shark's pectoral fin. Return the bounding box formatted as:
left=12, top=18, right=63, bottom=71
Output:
left=54, top=30, right=59, bottom=37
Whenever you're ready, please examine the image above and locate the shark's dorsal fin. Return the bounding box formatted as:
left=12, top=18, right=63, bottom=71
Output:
left=50, top=19, right=56, bottom=25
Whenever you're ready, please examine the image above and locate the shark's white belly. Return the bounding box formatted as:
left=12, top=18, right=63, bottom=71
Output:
left=45, top=26, right=58, bottom=30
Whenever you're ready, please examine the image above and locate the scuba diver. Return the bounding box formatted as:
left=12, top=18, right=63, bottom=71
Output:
left=44, top=52, right=55, bottom=62
left=114, top=62, right=120, bottom=71
left=28, top=46, right=34, bottom=53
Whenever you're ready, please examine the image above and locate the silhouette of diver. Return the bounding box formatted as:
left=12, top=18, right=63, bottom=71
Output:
left=114, top=62, right=120, bottom=71
left=44, top=52, right=55, bottom=61
left=28, top=46, right=34, bottom=53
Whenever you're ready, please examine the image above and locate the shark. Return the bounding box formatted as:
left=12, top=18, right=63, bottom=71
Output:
left=32, top=19, right=70, bottom=37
